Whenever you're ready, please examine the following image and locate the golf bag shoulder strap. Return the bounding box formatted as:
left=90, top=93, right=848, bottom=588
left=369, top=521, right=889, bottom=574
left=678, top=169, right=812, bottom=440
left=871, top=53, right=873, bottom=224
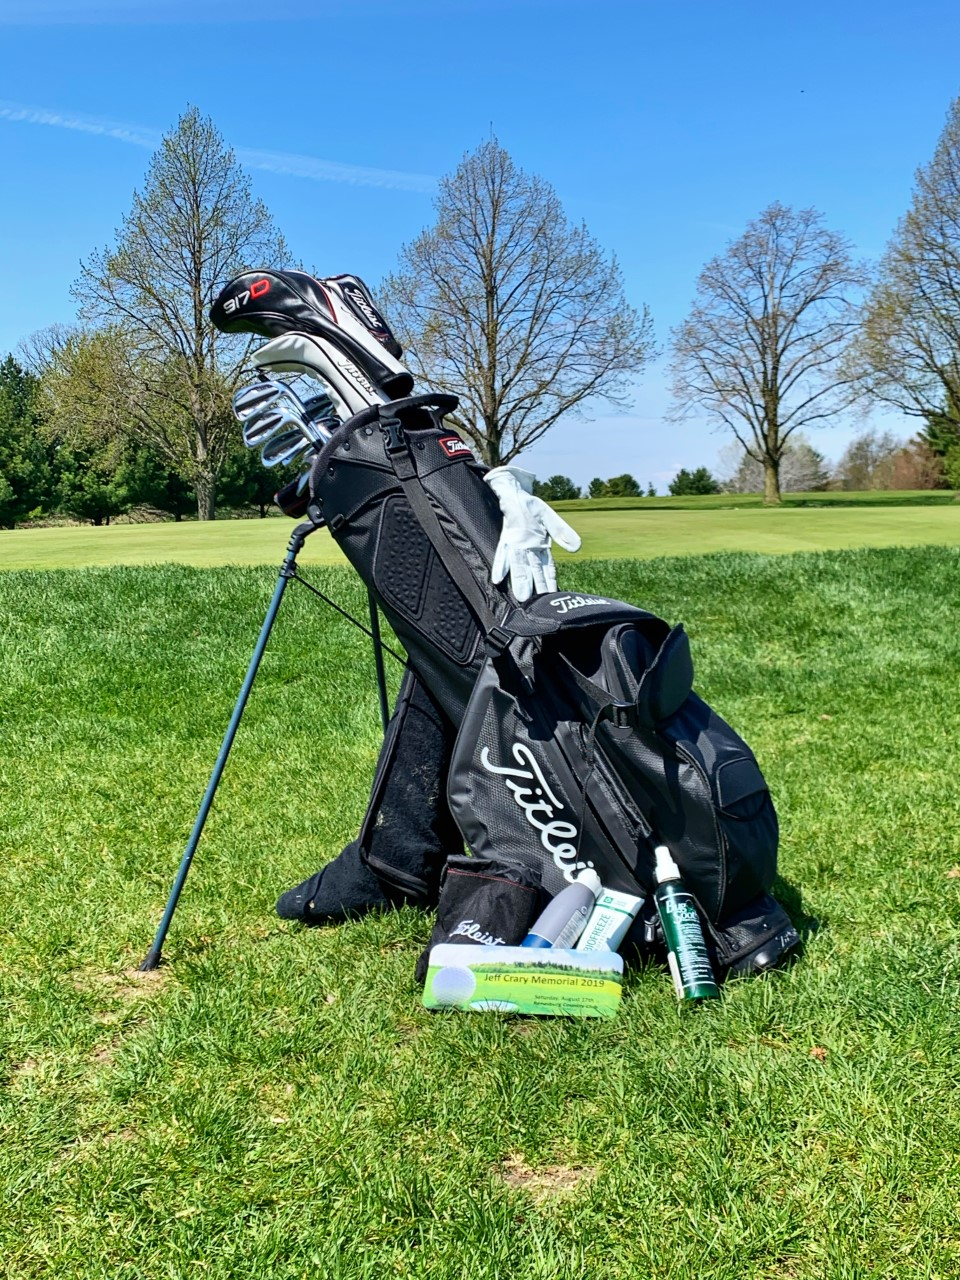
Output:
left=308, top=395, right=509, bottom=718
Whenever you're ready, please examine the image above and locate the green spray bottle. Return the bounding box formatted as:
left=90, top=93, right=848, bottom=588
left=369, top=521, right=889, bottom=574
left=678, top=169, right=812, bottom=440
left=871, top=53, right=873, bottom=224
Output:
left=653, top=845, right=719, bottom=1002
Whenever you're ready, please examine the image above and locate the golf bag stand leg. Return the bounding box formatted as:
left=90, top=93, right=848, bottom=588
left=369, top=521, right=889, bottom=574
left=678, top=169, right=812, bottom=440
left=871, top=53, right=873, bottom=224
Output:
left=138, top=514, right=380, bottom=970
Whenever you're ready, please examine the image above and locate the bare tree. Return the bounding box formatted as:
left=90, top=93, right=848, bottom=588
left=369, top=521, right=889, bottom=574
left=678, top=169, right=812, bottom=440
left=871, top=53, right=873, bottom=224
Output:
left=670, top=203, right=868, bottom=504
left=381, top=139, right=654, bottom=466
left=886, top=438, right=952, bottom=490
left=71, top=107, right=288, bottom=519
left=833, top=428, right=903, bottom=490
left=853, top=97, right=960, bottom=465
left=718, top=433, right=831, bottom=493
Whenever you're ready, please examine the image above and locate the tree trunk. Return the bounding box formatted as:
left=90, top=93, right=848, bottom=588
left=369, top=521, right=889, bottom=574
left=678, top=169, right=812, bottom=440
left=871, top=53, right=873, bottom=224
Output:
left=195, top=472, right=216, bottom=520
left=762, top=457, right=781, bottom=505
left=479, top=433, right=502, bottom=467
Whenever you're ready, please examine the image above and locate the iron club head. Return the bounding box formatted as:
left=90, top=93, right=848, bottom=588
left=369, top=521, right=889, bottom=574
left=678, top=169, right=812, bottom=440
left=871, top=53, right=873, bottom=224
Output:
left=260, top=426, right=313, bottom=468
left=241, top=404, right=300, bottom=450
left=232, top=379, right=291, bottom=423
left=235, top=373, right=342, bottom=456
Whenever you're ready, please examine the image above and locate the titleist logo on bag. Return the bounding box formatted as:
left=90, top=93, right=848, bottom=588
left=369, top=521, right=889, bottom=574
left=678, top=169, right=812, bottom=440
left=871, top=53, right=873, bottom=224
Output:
left=480, top=743, right=594, bottom=884
left=548, top=594, right=609, bottom=614
left=438, top=435, right=473, bottom=458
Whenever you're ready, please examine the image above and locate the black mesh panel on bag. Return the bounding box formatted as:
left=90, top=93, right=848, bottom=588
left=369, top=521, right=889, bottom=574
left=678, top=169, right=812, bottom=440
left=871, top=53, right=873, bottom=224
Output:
left=375, top=498, right=431, bottom=621
left=374, top=496, right=478, bottom=664
left=427, top=560, right=478, bottom=660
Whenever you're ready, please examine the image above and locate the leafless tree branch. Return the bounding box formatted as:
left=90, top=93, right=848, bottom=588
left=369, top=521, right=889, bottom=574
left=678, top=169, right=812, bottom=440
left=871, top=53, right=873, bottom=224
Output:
left=669, top=202, right=868, bottom=502
left=381, top=139, right=655, bottom=465
left=69, top=107, right=288, bottom=518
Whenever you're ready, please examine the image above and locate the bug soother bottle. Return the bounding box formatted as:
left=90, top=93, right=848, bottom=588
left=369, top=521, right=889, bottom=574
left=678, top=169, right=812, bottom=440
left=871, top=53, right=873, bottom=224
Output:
left=653, top=845, right=719, bottom=1002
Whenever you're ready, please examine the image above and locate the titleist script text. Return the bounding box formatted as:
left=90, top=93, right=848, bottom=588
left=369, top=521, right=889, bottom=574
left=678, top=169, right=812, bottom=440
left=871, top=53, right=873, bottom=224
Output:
left=480, top=743, right=594, bottom=882
left=451, top=920, right=506, bottom=945
left=549, top=595, right=609, bottom=614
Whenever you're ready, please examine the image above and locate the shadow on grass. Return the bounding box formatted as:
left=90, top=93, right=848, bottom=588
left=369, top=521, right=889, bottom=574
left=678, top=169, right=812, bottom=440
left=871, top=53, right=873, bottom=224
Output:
left=774, top=874, right=821, bottom=945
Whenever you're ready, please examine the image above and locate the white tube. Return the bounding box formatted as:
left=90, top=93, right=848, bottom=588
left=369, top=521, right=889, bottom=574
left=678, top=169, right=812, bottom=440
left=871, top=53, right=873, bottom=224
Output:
left=574, top=888, right=645, bottom=953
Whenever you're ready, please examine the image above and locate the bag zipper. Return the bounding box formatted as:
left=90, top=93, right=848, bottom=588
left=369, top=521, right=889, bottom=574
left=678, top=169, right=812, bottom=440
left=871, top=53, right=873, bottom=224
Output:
left=570, top=724, right=653, bottom=892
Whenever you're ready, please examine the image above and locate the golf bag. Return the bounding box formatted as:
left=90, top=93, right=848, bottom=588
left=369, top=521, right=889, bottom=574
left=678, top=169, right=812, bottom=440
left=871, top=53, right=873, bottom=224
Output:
left=305, top=396, right=786, bottom=963
left=209, top=272, right=795, bottom=972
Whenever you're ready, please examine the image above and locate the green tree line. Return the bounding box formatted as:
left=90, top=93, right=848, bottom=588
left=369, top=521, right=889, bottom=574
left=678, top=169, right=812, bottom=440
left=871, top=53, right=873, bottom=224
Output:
left=0, top=354, right=297, bottom=528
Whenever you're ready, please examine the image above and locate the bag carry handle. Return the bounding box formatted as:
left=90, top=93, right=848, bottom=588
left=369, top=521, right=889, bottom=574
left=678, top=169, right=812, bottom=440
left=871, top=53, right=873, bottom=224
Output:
left=347, top=393, right=461, bottom=433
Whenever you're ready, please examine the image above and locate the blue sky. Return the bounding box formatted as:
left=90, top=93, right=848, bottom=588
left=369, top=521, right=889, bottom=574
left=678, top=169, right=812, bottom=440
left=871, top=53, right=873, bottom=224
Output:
left=1, top=0, right=958, bottom=488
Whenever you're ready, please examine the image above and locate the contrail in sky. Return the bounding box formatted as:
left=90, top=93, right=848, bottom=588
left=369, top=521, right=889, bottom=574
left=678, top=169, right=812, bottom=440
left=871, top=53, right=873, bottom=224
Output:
left=232, top=146, right=437, bottom=193
left=0, top=101, right=437, bottom=193
left=0, top=0, right=535, bottom=24
left=0, top=102, right=161, bottom=148
left=0, top=0, right=329, bottom=24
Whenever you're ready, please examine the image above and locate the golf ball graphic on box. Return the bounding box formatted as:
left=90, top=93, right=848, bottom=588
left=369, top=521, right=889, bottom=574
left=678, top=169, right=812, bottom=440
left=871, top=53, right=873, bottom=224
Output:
left=423, top=944, right=624, bottom=1018
left=429, top=965, right=477, bottom=1004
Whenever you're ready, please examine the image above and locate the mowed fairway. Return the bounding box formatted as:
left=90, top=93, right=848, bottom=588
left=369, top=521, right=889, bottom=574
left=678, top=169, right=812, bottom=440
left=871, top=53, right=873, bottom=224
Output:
left=1, top=543, right=959, bottom=1278
left=564, top=502, right=960, bottom=559
left=2, top=498, right=958, bottom=570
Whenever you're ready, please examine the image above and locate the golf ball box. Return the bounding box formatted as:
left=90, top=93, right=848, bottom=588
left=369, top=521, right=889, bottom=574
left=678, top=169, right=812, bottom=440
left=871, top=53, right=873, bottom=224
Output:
left=422, top=944, right=624, bottom=1018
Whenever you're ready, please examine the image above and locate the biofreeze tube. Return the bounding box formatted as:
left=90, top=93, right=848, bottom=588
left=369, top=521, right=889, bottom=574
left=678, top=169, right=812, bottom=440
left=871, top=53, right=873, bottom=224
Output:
left=574, top=888, right=645, bottom=952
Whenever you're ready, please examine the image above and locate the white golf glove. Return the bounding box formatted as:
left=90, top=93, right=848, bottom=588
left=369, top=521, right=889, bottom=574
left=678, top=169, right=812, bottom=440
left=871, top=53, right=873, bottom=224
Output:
left=484, top=466, right=581, bottom=603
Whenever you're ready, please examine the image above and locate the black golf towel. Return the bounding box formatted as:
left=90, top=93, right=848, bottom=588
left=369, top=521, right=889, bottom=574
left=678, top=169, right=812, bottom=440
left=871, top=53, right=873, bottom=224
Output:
left=415, top=856, right=547, bottom=984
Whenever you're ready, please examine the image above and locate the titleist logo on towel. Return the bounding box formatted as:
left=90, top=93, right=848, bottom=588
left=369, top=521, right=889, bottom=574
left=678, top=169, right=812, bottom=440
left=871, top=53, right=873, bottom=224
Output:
left=451, top=919, right=506, bottom=945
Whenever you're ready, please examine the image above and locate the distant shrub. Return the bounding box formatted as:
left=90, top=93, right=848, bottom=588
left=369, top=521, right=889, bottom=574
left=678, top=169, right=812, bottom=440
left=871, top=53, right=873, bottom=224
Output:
left=669, top=467, right=720, bottom=496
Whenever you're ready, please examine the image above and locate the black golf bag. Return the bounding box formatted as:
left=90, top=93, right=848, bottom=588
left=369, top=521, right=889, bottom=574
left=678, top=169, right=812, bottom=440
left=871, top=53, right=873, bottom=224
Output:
left=304, top=395, right=791, bottom=969
left=210, top=274, right=796, bottom=974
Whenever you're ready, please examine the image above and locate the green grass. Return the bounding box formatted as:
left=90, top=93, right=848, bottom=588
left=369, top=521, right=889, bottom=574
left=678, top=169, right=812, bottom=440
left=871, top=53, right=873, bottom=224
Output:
left=3, top=496, right=959, bottom=569
left=2, top=548, right=959, bottom=1278
left=555, top=488, right=959, bottom=512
